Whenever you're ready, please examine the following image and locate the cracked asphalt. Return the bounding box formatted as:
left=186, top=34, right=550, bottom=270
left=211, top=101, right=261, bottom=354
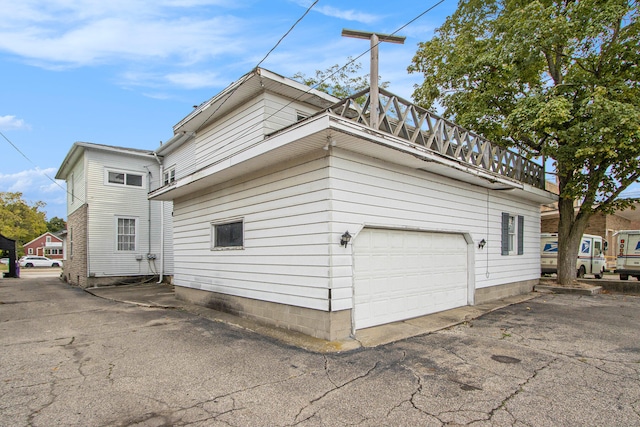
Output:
left=1, top=275, right=639, bottom=426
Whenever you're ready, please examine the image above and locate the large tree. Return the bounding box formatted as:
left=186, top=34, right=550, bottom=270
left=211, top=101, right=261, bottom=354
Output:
left=0, top=192, right=48, bottom=254
left=47, top=217, right=67, bottom=233
left=409, top=0, right=640, bottom=285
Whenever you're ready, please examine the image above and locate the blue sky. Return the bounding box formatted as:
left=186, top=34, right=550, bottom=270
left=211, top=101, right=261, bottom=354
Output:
left=0, top=0, right=458, bottom=220
left=1, top=0, right=637, bottom=221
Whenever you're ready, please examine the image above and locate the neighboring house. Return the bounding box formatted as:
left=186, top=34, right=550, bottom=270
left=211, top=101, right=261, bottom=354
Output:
left=55, top=142, right=173, bottom=287
left=22, top=231, right=64, bottom=259
left=148, top=68, right=556, bottom=341
left=541, top=200, right=640, bottom=269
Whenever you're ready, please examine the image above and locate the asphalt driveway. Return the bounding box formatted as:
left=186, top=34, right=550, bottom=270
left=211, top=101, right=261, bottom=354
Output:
left=1, top=276, right=639, bottom=426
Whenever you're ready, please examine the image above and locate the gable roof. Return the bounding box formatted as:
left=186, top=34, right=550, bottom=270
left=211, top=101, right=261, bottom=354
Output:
left=56, top=141, right=157, bottom=180
left=156, top=68, right=339, bottom=156
left=23, top=231, right=62, bottom=247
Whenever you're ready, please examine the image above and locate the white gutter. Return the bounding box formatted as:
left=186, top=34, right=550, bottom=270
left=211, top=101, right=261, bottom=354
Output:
left=151, top=152, right=164, bottom=284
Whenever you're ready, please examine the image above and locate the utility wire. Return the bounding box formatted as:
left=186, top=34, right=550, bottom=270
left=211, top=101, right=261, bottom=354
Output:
left=0, top=130, right=70, bottom=200
left=197, top=0, right=447, bottom=166
left=195, top=0, right=319, bottom=132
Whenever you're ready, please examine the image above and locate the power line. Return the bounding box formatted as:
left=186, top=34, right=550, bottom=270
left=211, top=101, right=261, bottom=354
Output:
left=197, top=0, right=447, bottom=166
left=0, top=129, right=72, bottom=201
left=195, top=0, right=319, bottom=132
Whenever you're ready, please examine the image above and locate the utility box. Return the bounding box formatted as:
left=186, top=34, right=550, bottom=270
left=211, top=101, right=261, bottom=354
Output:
left=614, top=230, right=640, bottom=280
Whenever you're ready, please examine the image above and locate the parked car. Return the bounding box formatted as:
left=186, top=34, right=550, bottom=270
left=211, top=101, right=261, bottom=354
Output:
left=0, top=258, right=9, bottom=265
left=19, top=256, right=63, bottom=268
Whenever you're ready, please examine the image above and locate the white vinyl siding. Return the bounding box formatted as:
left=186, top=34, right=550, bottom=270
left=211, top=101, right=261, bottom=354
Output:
left=164, top=142, right=196, bottom=185
left=172, top=154, right=332, bottom=311
left=171, top=148, right=542, bottom=314
left=85, top=150, right=157, bottom=277
left=189, top=93, right=321, bottom=174
left=67, top=159, right=86, bottom=215
left=330, top=150, right=541, bottom=294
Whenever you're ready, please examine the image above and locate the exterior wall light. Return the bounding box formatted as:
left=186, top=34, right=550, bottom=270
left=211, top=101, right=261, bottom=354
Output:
left=478, top=239, right=486, bottom=249
left=340, top=231, right=352, bottom=248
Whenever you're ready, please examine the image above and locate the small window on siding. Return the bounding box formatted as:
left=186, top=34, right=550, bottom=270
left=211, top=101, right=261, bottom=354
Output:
left=163, top=167, right=176, bottom=186
left=211, top=220, right=244, bottom=249
left=107, top=170, right=143, bottom=188
left=502, top=213, right=524, bottom=256
left=117, top=217, right=137, bottom=251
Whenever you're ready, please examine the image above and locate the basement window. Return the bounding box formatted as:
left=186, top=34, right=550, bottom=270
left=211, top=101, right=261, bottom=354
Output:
left=211, top=220, right=244, bottom=249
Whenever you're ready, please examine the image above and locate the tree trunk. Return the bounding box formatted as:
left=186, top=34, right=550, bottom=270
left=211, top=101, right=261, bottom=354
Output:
left=556, top=196, right=590, bottom=285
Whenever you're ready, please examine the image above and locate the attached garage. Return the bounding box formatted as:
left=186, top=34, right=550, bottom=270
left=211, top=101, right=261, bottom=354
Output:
left=353, top=228, right=470, bottom=330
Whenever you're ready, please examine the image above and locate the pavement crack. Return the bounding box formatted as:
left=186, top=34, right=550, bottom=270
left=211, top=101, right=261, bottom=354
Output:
left=292, top=361, right=380, bottom=424
left=322, top=355, right=338, bottom=388
left=487, top=357, right=558, bottom=422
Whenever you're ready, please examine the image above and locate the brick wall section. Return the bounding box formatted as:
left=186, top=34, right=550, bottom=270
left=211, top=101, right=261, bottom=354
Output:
left=64, top=204, right=89, bottom=288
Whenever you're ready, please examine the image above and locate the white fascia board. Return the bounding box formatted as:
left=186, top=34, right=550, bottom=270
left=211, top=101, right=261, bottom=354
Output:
left=155, top=131, right=195, bottom=156
left=329, top=116, right=524, bottom=191
left=184, top=115, right=328, bottom=184
left=149, top=114, right=331, bottom=201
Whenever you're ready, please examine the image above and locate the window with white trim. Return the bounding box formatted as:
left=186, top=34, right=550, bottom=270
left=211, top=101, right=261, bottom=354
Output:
left=211, top=220, right=244, bottom=249
left=116, top=217, right=137, bottom=251
left=106, top=170, right=143, bottom=188
left=501, top=213, right=524, bottom=256
left=163, top=167, right=176, bottom=186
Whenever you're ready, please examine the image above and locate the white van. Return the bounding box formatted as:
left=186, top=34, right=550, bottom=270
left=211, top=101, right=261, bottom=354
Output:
left=614, top=230, right=640, bottom=280
left=541, top=233, right=606, bottom=279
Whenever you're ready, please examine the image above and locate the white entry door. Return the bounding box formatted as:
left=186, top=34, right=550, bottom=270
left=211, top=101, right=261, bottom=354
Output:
left=353, top=228, right=469, bottom=330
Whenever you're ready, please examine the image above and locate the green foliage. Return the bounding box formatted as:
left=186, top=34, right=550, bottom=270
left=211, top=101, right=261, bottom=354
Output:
left=409, top=0, right=639, bottom=284
left=293, top=58, right=388, bottom=99
left=47, top=217, right=67, bottom=233
left=0, top=192, right=48, bottom=253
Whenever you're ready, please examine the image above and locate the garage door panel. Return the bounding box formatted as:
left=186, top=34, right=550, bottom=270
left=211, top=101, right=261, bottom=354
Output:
left=354, top=228, right=468, bottom=330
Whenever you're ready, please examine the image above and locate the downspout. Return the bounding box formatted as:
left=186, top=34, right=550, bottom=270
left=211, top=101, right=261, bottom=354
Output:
left=152, top=152, right=164, bottom=283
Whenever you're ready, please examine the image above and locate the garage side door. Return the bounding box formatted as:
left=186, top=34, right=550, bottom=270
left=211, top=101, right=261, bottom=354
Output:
left=353, top=228, right=468, bottom=330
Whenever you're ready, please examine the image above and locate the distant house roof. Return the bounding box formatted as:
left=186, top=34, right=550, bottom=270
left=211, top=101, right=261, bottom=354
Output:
left=23, top=231, right=62, bottom=247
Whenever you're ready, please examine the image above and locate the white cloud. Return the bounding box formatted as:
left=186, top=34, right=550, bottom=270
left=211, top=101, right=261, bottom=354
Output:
left=314, top=5, right=379, bottom=24
left=0, top=168, right=67, bottom=218
left=0, top=16, right=247, bottom=67
left=0, top=115, right=30, bottom=131
left=0, top=0, right=249, bottom=68
left=0, top=168, right=63, bottom=194
left=291, top=0, right=380, bottom=24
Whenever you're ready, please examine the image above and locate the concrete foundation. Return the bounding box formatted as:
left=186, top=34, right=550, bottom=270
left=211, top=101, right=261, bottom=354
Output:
left=175, top=279, right=539, bottom=341
left=475, top=279, right=538, bottom=304
left=175, top=286, right=352, bottom=341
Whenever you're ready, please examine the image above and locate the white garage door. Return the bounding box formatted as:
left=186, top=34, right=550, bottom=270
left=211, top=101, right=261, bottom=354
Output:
left=353, top=228, right=469, bottom=330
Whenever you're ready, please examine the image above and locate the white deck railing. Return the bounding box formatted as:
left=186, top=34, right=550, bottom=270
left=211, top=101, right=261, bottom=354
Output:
left=328, top=88, right=545, bottom=189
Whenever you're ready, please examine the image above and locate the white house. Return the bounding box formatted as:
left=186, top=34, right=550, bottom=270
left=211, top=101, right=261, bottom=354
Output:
left=56, top=142, right=173, bottom=287
left=149, top=68, right=556, bottom=341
